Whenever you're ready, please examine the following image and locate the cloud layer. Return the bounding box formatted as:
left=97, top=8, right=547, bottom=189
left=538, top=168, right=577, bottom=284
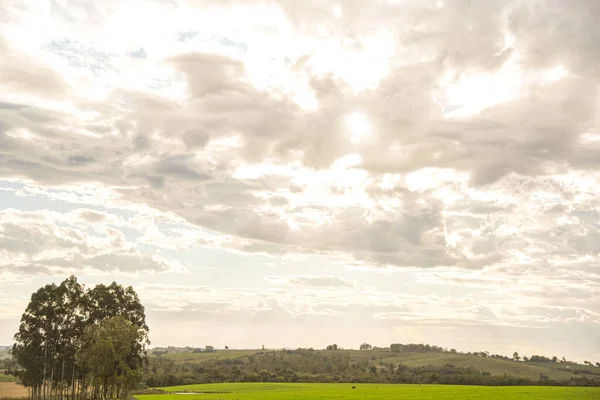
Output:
left=0, top=0, right=599, bottom=360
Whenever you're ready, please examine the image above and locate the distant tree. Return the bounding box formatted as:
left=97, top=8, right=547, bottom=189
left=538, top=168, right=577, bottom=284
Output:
left=225, top=346, right=229, bottom=350
left=513, top=352, right=520, bottom=361
left=205, top=345, right=215, bottom=353
left=359, top=343, right=372, bottom=351
left=584, top=361, right=592, bottom=366
left=192, top=348, right=203, bottom=353
left=562, top=357, right=567, bottom=363
left=450, top=348, right=457, bottom=353
left=523, top=356, right=529, bottom=361
left=595, top=362, right=600, bottom=367
left=529, top=355, right=552, bottom=363
left=326, top=344, right=339, bottom=351
left=262, top=345, right=265, bottom=351
left=551, top=356, right=558, bottom=363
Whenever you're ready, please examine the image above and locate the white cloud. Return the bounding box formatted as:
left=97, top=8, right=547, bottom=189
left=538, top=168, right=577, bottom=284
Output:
left=264, top=275, right=357, bottom=288
left=0, top=0, right=599, bottom=360
left=0, top=209, right=187, bottom=283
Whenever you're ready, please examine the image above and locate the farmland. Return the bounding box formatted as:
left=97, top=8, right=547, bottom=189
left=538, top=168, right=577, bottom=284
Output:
left=0, top=382, right=28, bottom=399
left=134, top=382, right=600, bottom=400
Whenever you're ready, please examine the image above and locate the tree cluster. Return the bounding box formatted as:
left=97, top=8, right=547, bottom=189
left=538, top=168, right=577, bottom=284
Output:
left=389, top=343, right=445, bottom=353
left=12, top=276, right=149, bottom=400
left=192, top=346, right=216, bottom=353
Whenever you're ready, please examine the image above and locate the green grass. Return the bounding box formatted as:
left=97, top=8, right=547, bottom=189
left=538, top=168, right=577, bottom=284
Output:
left=157, top=350, right=262, bottom=364
left=0, top=374, right=19, bottom=383
left=135, top=383, right=600, bottom=400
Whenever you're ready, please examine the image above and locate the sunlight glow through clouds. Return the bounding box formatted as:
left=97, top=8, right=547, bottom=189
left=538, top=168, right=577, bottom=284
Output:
left=345, top=112, right=372, bottom=143
left=435, top=56, right=523, bottom=118
left=1, top=0, right=600, bottom=361
left=579, top=133, right=600, bottom=144
left=405, top=168, right=470, bottom=193
left=436, top=58, right=571, bottom=118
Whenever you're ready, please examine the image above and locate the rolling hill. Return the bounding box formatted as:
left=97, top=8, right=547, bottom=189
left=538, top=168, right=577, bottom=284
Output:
left=0, top=346, right=11, bottom=360
left=148, top=347, right=600, bottom=383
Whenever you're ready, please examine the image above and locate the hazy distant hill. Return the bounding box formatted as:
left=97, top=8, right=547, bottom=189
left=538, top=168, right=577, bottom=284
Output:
left=147, top=346, right=600, bottom=385
left=0, top=346, right=11, bottom=359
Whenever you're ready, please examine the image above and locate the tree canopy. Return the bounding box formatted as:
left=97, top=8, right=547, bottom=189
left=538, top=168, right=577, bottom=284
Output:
left=12, top=276, right=149, bottom=400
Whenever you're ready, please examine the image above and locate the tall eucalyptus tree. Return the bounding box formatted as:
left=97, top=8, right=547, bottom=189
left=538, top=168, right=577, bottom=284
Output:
left=12, top=276, right=149, bottom=400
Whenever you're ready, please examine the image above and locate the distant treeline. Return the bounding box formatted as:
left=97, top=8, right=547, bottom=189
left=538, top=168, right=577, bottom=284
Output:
left=140, top=348, right=600, bottom=388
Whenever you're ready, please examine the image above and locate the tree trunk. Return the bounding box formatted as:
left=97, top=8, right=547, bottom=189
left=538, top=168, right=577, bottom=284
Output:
left=82, top=371, right=87, bottom=400
left=49, top=358, right=55, bottom=400
left=103, top=375, right=108, bottom=400
left=80, top=373, right=86, bottom=400
left=71, top=361, right=76, bottom=400
left=91, top=374, right=96, bottom=400
left=60, top=358, right=65, bottom=400
left=43, top=345, right=48, bottom=400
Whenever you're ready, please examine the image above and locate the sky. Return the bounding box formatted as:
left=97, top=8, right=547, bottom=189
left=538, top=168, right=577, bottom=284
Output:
left=0, top=0, right=599, bottom=362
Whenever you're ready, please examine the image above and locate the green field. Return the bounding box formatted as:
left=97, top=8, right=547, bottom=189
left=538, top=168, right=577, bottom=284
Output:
left=159, top=350, right=259, bottom=364
left=0, top=372, right=19, bottom=383
left=135, top=383, right=600, bottom=400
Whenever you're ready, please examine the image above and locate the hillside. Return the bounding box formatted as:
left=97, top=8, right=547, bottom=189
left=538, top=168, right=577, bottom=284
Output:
left=158, top=350, right=261, bottom=364
left=0, top=346, right=11, bottom=360
left=144, top=347, right=600, bottom=386
left=376, top=351, right=599, bottom=381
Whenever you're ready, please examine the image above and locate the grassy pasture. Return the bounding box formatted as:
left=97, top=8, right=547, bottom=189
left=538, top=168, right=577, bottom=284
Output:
left=160, top=350, right=259, bottom=364
left=134, top=383, right=600, bottom=400
left=0, top=374, right=19, bottom=383
left=294, top=349, right=600, bottom=381
left=378, top=351, right=597, bottom=381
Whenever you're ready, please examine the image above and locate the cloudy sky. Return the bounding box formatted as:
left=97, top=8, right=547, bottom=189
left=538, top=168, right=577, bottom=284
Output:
left=0, top=0, right=599, bottom=361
